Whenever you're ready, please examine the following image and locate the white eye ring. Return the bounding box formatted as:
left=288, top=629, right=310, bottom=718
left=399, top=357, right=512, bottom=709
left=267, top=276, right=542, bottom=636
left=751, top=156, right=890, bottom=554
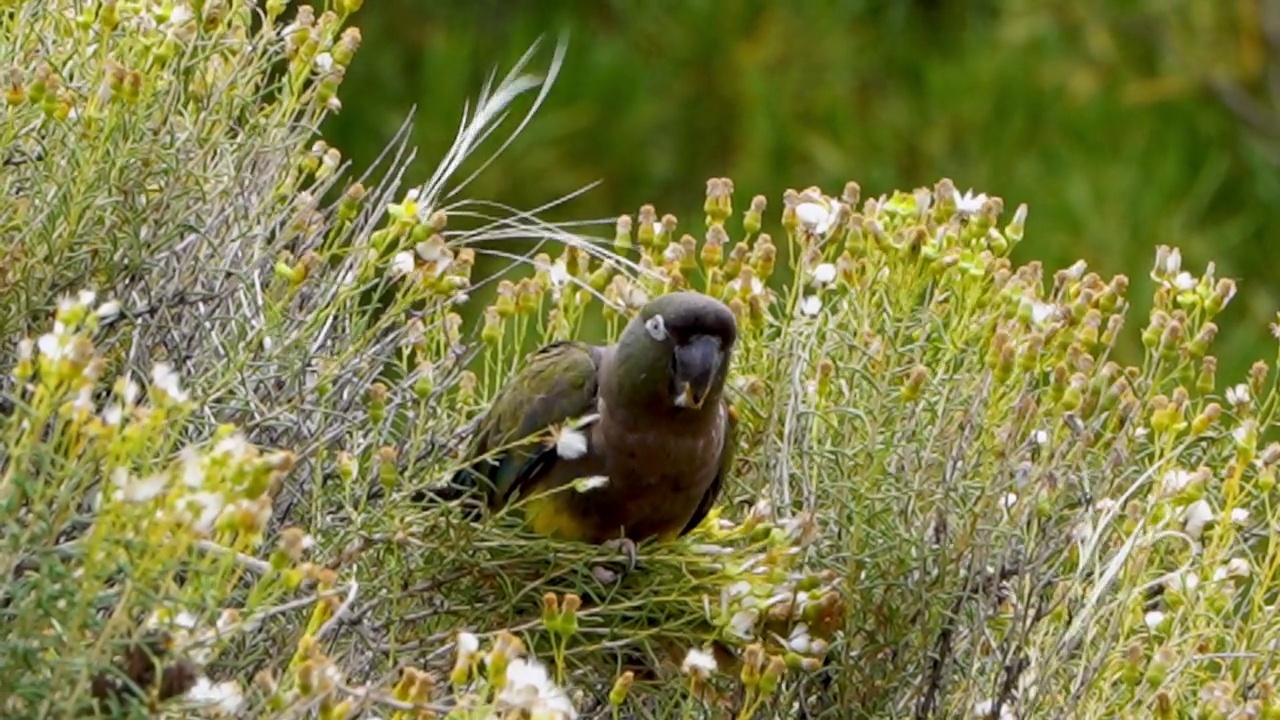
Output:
left=644, top=314, right=667, bottom=341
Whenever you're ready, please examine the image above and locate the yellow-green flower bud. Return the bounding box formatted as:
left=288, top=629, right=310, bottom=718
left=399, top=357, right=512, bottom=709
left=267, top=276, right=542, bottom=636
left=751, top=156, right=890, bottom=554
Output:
left=608, top=671, right=634, bottom=707
left=743, top=194, right=766, bottom=236
left=494, top=279, right=518, bottom=317
left=614, top=214, right=633, bottom=251
left=702, top=226, right=726, bottom=269
left=704, top=177, right=733, bottom=226
left=481, top=306, right=503, bottom=346
left=1196, top=356, right=1217, bottom=394
left=1250, top=360, right=1269, bottom=397
left=759, top=654, right=786, bottom=697
left=902, top=365, right=929, bottom=402
left=751, top=234, right=776, bottom=280
left=636, top=205, right=657, bottom=248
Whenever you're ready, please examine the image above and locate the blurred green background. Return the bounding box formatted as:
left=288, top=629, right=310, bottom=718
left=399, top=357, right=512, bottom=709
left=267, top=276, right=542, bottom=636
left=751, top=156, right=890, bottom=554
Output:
left=324, top=0, right=1280, bottom=382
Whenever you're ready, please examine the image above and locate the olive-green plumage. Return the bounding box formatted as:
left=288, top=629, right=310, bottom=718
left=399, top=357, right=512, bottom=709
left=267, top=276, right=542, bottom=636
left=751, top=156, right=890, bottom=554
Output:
left=444, top=291, right=738, bottom=545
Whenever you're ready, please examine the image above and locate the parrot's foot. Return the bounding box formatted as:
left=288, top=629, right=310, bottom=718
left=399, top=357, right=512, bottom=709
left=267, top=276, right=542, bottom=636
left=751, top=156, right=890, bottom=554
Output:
left=602, top=537, right=639, bottom=571
left=591, top=537, right=639, bottom=583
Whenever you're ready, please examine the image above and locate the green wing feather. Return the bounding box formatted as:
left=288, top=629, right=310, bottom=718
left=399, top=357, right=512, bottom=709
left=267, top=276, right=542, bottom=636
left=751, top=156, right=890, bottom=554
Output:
left=678, top=400, right=738, bottom=537
left=449, top=340, right=602, bottom=512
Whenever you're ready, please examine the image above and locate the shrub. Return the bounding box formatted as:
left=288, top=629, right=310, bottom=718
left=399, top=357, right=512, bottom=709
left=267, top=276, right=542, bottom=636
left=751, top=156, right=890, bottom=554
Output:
left=4, top=2, right=1280, bottom=719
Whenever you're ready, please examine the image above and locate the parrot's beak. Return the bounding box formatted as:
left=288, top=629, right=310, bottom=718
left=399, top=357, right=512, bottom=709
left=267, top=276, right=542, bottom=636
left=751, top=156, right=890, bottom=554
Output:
left=673, top=335, right=722, bottom=410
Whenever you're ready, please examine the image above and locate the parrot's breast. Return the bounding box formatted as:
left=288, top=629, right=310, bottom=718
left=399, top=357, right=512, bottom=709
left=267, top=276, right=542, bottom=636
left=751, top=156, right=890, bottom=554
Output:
left=523, top=406, right=726, bottom=544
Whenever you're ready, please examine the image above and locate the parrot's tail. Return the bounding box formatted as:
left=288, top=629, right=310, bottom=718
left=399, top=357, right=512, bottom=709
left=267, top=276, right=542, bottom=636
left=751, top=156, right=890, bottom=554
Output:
left=411, top=466, right=487, bottom=520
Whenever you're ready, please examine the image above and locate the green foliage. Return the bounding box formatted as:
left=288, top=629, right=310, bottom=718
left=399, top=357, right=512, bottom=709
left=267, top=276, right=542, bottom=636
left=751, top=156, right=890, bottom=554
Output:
left=5, top=2, right=1280, bottom=719
left=326, top=0, right=1280, bottom=385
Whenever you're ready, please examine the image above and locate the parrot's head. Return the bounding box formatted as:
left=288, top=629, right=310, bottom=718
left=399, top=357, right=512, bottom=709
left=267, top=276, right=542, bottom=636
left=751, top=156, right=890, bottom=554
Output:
left=613, top=291, right=737, bottom=413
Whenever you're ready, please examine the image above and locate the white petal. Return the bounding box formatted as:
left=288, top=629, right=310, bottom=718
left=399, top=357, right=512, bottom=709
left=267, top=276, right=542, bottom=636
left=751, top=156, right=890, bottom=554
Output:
left=1183, top=499, right=1214, bottom=540
left=681, top=648, right=718, bottom=677
left=555, top=427, right=589, bottom=460
left=390, top=251, right=415, bottom=278
left=96, top=300, right=122, bottom=321
left=800, top=295, right=822, bottom=317
left=572, top=475, right=609, bottom=492
left=151, top=363, right=189, bottom=403
left=795, top=202, right=831, bottom=233
left=456, top=631, right=480, bottom=657
left=810, top=263, right=837, bottom=286
left=185, top=677, right=245, bottom=716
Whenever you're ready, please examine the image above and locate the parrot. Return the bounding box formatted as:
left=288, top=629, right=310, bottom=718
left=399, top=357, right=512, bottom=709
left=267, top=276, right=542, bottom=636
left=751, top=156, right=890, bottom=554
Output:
left=435, top=290, right=739, bottom=567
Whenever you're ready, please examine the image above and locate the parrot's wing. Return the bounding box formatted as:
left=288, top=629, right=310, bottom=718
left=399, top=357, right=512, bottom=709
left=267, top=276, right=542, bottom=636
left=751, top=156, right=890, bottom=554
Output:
left=678, top=400, right=738, bottom=537
left=451, top=340, right=603, bottom=513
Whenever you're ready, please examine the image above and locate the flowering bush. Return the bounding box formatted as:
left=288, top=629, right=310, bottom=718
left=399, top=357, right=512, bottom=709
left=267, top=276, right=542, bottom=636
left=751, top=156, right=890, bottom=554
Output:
left=4, top=2, right=1280, bottom=719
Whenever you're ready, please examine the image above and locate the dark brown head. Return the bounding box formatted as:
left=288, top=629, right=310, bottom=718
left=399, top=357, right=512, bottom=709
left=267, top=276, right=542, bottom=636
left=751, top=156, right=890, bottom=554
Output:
left=609, top=291, right=738, bottom=413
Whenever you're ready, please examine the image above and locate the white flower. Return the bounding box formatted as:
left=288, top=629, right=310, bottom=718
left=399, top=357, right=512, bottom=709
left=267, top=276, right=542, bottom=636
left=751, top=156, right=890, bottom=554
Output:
left=652, top=221, right=664, bottom=237
left=389, top=251, right=415, bottom=278
left=549, top=258, right=570, bottom=288
left=1230, top=507, right=1250, bottom=525
left=1143, top=610, right=1166, bottom=631
left=1232, top=419, right=1257, bottom=449
left=213, top=434, right=250, bottom=461
left=1183, top=499, right=1214, bottom=540
left=787, top=623, right=812, bottom=654
left=1172, top=272, right=1196, bottom=292
left=72, top=386, right=94, bottom=413
left=1163, top=247, right=1183, bottom=276
left=726, top=608, right=758, bottom=639
left=810, top=262, right=837, bottom=286
left=1160, top=468, right=1194, bottom=497
left=37, top=331, right=70, bottom=361
left=180, top=447, right=206, bottom=488
left=1226, top=557, right=1251, bottom=579
left=555, top=426, right=589, bottom=460
left=185, top=677, right=245, bottom=716
left=456, top=631, right=480, bottom=658
left=95, top=300, right=122, bottom=322
left=183, top=491, right=226, bottom=534
left=800, top=295, right=822, bottom=317
left=1032, top=429, right=1049, bottom=446
left=116, top=468, right=168, bottom=502
left=102, top=404, right=124, bottom=425
left=73, top=289, right=97, bottom=309
left=726, top=275, right=765, bottom=298
left=1226, top=383, right=1251, bottom=407
left=723, top=580, right=753, bottom=603
left=167, top=3, right=194, bottom=27
left=1028, top=300, right=1057, bottom=327
left=151, top=362, right=189, bottom=403
left=496, top=657, right=577, bottom=719
left=1166, top=570, right=1199, bottom=594
left=1001, top=493, right=1018, bottom=510
left=681, top=647, right=718, bottom=678
left=953, top=189, right=989, bottom=215
left=572, top=475, right=609, bottom=492
left=795, top=201, right=834, bottom=235
left=314, top=52, right=334, bottom=71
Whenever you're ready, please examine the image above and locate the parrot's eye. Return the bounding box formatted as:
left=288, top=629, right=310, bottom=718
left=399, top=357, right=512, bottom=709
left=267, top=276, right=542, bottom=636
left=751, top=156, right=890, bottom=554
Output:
left=644, top=314, right=668, bottom=342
